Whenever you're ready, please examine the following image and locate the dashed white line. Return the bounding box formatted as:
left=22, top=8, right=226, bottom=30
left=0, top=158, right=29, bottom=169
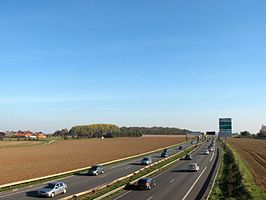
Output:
left=170, top=178, right=175, bottom=183
left=112, top=191, right=132, bottom=200
left=181, top=166, right=207, bottom=200
left=0, top=185, right=43, bottom=199
left=210, top=152, right=214, bottom=162
left=98, top=175, right=107, bottom=178
left=147, top=196, right=153, bottom=200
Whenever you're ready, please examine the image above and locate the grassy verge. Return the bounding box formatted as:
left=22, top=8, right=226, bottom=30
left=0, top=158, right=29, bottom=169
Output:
left=228, top=144, right=266, bottom=200
left=76, top=145, right=197, bottom=200
left=209, top=140, right=266, bottom=200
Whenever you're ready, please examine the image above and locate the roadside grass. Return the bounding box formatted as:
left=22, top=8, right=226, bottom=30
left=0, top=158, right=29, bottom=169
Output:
left=210, top=140, right=266, bottom=200
left=228, top=144, right=266, bottom=200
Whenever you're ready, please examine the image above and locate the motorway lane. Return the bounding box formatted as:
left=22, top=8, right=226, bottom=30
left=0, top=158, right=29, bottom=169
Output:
left=0, top=141, right=194, bottom=200
left=114, top=140, right=217, bottom=200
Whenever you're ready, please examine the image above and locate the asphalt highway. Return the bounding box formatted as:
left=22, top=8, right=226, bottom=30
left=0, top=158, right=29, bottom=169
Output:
left=113, top=140, right=218, bottom=200
left=0, top=140, right=193, bottom=200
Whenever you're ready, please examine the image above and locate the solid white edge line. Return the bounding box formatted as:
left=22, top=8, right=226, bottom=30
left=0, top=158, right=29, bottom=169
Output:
left=0, top=185, right=43, bottom=199
left=210, top=152, right=214, bottom=162
left=112, top=191, right=132, bottom=200
left=147, top=196, right=153, bottom=200
left=181, top=166, right=207, bottom=200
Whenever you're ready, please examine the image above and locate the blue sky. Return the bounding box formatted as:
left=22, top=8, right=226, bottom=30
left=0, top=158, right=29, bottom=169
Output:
left=0, top=0, right=266, bottom=133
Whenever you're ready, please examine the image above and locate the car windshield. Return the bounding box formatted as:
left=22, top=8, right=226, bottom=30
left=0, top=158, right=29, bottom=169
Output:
left=143, top=158, right=149, bottom=161
left=91, top=166, right=99, bottom=170
left=138, top=179, right=148, bottom=184
left=44, top=183, right=55, bottom=189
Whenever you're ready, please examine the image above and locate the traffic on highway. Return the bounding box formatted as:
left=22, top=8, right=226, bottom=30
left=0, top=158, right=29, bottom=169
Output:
left=112, top=139, right=218, bottom=200
left=0, top=141, right=198, bottom=200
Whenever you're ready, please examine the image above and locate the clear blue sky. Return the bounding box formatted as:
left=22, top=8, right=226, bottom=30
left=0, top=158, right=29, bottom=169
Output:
left=0, top=0, right=265, bottom=134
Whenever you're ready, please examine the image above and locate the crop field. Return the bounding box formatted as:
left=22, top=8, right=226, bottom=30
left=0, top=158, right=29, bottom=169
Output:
left=227, top=138, right=266, bottom=192
left=0, top=136, right=187, bottom=185
left=0, top=140, right=44, bottom=148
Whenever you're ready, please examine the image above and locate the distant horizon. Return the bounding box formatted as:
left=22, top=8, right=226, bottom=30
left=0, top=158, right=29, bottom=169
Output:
left=1, top=122, right=264, bottom=135
left=1, top=1, right=265, bottom=135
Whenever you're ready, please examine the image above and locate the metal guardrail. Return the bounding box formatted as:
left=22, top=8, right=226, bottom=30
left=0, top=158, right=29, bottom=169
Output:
left=60, top=145, right=199, bottom=200
left=0, top=140, right=188, bottom=191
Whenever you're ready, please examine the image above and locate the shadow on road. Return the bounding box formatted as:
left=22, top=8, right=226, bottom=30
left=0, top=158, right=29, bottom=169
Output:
left=130, top=162, right=143, bottom=166
left=171, top=169, right=189, bottom=173
left=26, top=191, right=41, bottom=198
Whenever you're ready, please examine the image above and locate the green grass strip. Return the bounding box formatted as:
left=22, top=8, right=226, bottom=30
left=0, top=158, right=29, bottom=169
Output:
left=209, top=140, right=266, bottom=200
left=82, top=145, right=196, bottom=200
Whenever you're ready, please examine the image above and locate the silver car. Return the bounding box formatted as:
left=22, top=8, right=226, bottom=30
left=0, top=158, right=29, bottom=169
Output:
left=188, top=163, right=199, bottom=172
left=88, top=165, right=104, bottom=176
left=38, top=182, right=67, bottom=198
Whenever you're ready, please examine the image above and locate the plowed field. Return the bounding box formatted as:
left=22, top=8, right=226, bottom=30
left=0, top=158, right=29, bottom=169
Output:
left=0, top=136, right=187, bottom=185
left=227, top=138, right=266, bottom=192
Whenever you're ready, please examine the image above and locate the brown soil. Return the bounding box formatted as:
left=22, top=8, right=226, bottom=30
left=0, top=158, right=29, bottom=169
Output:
left=0, top=136, right=186, bottom=185
left=227, top=138, right=266, bottom=192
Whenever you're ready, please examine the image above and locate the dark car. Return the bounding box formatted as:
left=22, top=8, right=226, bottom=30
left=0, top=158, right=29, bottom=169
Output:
left=178, top=145, right=183, bottom=150
left=161, top=151, right=169, bottom=157
left=137, top=178, right=156, bottom=190
left=141, top=157, right=152, bottom=165
left=88, top=165, right=104, bottom=176
left=183, top=154, right=192, bottom=160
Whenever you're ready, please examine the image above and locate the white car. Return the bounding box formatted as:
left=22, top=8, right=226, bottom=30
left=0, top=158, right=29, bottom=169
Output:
left=203, top=149, right=210, bottom=155
left=188, top=163, right=199, bottom=172
left=208, top=146, right=215, bottom=152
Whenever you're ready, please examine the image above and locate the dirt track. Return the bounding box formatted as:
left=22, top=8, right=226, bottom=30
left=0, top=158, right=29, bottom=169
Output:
left=0, top=136, right=187, bottom=185
left=227, top=138, right=266, bottom=192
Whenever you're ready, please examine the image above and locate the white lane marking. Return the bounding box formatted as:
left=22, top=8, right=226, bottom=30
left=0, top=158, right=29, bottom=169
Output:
left=147, top=196, right=153, bottom=200
left=181, top=166, right=207, bottom=200
left=0, top=185, right=43, bottom=199
left=110, top=163, right=128, bottom=169
left=210, top=152, right=214, bottom=162
left=113, top=191, right=132, bottom=200
left=170, top=178, right=175, bottom=183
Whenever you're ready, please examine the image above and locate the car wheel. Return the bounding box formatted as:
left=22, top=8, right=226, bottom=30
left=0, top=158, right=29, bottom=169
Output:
left=50, top=192, right=55, bottom=198
left=102, top=170, right=104, bottom=174
left=63, top=188, right=67, bottom=194
left=148, top=186, right=151, bottom=190
left=95, top=172, right=98, bottom=176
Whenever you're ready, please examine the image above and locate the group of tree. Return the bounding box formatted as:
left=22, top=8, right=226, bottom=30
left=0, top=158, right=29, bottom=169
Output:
left=53, top=124, right=189, bottom=138
left=237, top=129, right=266, bottom=139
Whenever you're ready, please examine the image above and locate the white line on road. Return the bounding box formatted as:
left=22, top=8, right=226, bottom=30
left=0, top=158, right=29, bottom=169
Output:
left=113, top=191, right=132, bottom=200
left=0, top=185, right=43, bottom=199
left=147, top=196, right=153, bottom=200
left=210, top=152, right=214, bottom=162
left=170, top=178, right=175, bottom=183
left=110, top=163, right=128, bottom=169
left=181, top=166, right=207, bottom=200
left=99, top=175, right=107, bottom=178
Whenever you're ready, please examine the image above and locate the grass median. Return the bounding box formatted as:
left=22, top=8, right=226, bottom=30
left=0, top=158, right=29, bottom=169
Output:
left=73, top=145, right=197, bottom=200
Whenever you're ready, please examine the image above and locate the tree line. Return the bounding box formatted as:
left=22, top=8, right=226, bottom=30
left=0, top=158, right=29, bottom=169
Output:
left=53, top=124, right=189, bottom=138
